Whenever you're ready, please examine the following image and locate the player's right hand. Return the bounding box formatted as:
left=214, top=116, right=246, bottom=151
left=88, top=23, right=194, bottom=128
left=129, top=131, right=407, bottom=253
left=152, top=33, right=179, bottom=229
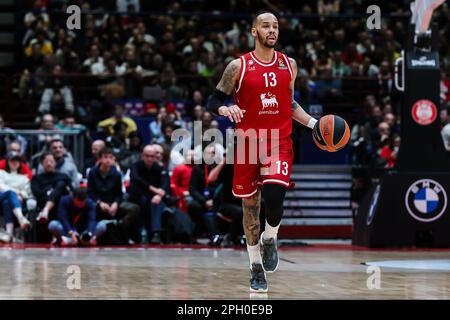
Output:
left=218, top=105, right=246, bottom=123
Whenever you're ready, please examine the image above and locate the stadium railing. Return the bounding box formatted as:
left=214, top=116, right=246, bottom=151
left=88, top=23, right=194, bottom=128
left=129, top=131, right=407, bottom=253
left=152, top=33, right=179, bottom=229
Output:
left=0, top=129, right=85, bottom=169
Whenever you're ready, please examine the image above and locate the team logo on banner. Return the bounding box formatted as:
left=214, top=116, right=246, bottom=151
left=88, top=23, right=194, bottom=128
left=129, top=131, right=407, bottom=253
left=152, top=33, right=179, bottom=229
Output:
left=411, top=99, right=437, bottom=126
left=405, top=179, right=447, bottom=223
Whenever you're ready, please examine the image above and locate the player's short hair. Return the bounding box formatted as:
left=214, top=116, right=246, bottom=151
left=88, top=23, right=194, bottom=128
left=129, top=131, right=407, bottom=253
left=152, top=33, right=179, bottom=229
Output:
left=252, top=10, right=279, bottom=26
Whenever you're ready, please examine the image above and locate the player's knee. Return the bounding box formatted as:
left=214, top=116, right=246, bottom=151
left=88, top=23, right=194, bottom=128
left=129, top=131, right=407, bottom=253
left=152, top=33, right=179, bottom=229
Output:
left=242, top=190, right=261, bottom=205
left=262, top=184, right=286, bottom=226
left=262, top=184, right=287, bottom=211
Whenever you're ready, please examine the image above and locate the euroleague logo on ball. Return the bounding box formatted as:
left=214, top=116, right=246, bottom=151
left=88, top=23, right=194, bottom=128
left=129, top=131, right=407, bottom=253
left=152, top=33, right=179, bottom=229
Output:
left=411, top=99, right=437, bottom=126
left=405, top=179, right=447, bottom=223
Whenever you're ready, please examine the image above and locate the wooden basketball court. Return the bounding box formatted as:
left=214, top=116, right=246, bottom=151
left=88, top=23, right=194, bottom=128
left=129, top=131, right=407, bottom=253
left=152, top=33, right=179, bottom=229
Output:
left=1, top=243, right=449, bottom=299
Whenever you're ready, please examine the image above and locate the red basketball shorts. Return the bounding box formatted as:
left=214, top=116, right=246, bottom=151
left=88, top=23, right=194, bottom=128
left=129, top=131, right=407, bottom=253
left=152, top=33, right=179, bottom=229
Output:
left=232, top=137, right=294, bottom=198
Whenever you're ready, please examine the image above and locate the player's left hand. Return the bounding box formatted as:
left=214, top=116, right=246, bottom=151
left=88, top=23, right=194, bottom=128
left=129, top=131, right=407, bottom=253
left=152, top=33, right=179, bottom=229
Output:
left=219, top=105, right=246, bottom=123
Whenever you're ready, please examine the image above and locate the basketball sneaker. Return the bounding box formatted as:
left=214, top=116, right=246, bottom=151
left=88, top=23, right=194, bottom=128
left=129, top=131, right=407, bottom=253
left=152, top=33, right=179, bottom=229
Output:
left=250, top=263, right=268, bottom=293
left=260, top=232, right=279, bottom=273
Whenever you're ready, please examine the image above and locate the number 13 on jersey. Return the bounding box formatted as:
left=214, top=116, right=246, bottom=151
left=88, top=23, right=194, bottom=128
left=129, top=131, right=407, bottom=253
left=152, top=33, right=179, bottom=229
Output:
left=276, top=161, right=288, bottom=176
left=263, top=72, right=277, bottom=87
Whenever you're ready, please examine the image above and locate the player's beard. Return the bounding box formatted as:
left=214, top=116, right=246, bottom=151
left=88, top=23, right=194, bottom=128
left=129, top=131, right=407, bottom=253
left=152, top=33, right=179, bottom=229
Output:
left=256, top=30, right=277, bottom=49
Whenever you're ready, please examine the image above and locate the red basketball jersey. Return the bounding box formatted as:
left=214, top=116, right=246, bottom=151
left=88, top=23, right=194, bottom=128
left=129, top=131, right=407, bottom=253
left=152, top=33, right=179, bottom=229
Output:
left=234, top=50, right=293, bottom=139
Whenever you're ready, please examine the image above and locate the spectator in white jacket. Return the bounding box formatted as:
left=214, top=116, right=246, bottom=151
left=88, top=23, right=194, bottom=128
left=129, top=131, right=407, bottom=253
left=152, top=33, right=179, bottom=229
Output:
left=0, top=152, right=33, bottom=201
left=0, top=151, right=32, bottom=242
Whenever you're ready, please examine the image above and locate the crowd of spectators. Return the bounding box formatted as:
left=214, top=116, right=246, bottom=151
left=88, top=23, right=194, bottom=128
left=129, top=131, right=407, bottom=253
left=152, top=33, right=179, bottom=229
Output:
left=1, top=0, right=450, bottom=243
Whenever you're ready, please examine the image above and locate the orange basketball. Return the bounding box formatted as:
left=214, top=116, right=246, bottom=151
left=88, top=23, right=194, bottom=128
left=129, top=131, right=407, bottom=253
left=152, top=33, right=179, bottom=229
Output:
left=312, top=115, right=350, bottom=152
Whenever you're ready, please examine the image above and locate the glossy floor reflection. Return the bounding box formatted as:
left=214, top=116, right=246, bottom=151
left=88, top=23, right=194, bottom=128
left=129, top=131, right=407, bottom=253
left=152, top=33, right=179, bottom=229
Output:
left=0, top=244, right=450, bottom=299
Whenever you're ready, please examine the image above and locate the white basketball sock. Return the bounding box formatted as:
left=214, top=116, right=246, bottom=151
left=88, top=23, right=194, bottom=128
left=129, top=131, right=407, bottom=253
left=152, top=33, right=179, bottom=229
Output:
left=247, top=243, right=262, bottom=266
left=263, top=221, right=280, bottom=240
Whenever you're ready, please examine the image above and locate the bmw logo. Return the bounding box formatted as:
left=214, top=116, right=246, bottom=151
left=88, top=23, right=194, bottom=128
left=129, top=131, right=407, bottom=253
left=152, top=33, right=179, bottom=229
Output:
left=405, top=179, right=447, bottom=223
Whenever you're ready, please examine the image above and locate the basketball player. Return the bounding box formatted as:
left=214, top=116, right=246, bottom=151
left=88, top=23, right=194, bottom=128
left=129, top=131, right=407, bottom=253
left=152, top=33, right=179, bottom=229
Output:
left=207, top=11, right=318, bottom=292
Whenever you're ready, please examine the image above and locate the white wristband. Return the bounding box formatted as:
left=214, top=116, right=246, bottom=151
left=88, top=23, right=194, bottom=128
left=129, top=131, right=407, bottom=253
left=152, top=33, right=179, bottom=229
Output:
left=307, top=117, right=318, bottom=129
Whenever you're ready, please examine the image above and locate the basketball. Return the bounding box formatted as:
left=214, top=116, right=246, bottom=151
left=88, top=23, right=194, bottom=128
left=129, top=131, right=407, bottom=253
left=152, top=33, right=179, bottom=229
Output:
left=312, top=115, right=350, bottom=152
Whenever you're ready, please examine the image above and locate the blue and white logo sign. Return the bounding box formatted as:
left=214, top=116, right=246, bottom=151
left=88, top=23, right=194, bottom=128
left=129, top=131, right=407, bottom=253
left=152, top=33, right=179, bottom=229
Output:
left=405, top=179, right=447, bottom=222
left=367, top=185, right=380, bottom=226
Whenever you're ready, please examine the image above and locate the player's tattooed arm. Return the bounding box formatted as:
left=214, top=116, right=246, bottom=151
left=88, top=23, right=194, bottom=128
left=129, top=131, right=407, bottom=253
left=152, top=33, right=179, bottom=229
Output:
left=288, top=57, right=317, bottom=129
left=292, top=99, right=301, bottom=112
left=216, top=58, right=241, bottom=95
left=214, top=58, right=246, bottom=123
left=242, top=191, right=262, bottom=246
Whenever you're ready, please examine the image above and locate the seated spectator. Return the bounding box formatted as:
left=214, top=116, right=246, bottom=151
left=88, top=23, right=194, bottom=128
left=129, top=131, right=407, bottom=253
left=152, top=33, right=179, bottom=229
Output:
left=0, top=152, right=33, bottom=242
left=84, top=140, right=106, bottom=177
left=32, top=152, right=71, bottom=225
left=0, top=152, right=33, bottom=203
left=0, top=116, right=28, bottom=156
left=342, top=42, right=363, bottom=65
left=129, top=145, right=169, bottom=244
left=97, top=104, right=137, bottom=138
left=88, top=147, right=140, bottom=244
left=189, top=145, right=221, bottom=245
left=82, top=45, right=103, bottom=74
left=117, top=0, right=141, bottom=13
left=119, top=131, right=142, bottom=173
left=48, top=188, right=97, bottom=246
left=377, top=134, right=401, bottom=168
left=34, top=113, right=63, bottom=151
left=208, top=157, right=244, bottom=247
left=153, top=143, right=173, bottom=198
left=360, top=56, right=379, bottom=78
left=313, top=67, right=342, bottom=100
left=384, top=112, right=400, bottom=135
left=0, top=141, right=33, bottom=180
left=37, top=139, right=80, bottom=189
left=38, top=65, right=74, bottom=117
left=171, top=149, right=195, bottom=212
left=91, top=51, right=110, bottom=76
left=350, top=122, right=371, bottom=166
left=24, top=29, right=53, bottom=57
left=105, top=121, right=129, bottom=161
left=370, top=122, right=391, bottom=166
left=331, top=51, right=350, bottom=78
left=363, top=105, right=383, bottom=148
left=149, top=106, right=168, bottom=144
left=56, top=112, right=87, bottom=133
left=0, top=189, right=31, bottom=243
